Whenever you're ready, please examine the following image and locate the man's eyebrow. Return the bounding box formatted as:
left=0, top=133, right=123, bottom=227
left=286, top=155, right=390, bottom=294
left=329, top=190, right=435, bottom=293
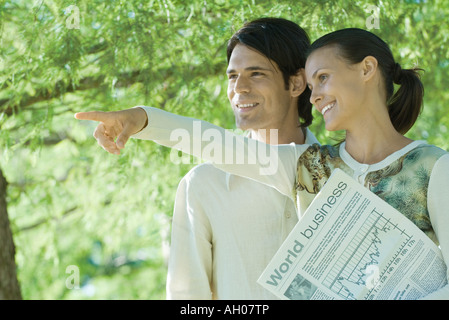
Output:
left=226, top=66, right=273, bottom=74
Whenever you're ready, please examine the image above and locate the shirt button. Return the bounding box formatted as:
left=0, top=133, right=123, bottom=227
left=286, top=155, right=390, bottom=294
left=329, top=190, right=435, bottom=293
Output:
left=360, top=164, right=369, bottom=173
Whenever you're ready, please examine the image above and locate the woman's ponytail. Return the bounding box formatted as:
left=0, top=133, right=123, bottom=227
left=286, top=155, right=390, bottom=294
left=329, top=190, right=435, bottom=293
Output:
left=388, top=63, right=424, bottom=134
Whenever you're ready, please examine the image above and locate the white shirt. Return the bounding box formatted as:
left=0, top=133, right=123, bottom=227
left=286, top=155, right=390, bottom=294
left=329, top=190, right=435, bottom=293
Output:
left=166, top=129, right=318, bottom=299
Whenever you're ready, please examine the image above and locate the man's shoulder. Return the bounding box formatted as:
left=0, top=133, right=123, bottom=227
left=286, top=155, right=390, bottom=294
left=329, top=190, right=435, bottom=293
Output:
left=182, top=162, right=227, bottom=183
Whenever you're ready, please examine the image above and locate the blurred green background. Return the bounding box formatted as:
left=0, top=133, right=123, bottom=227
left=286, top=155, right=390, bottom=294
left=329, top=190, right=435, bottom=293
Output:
left=1, top=0, right=448, bottom=299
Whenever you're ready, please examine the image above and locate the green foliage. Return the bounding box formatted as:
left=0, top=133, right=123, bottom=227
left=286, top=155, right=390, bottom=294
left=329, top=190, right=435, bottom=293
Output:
left=1, top=0, right=448, bottom=299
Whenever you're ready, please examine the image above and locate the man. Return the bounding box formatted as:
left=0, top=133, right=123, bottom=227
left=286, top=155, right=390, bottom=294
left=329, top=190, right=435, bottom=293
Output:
left=75, top=18, right=318, bottom=299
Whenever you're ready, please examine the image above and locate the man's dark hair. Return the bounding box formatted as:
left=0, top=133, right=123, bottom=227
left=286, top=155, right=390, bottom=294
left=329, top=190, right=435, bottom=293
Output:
left=227, top=17, right=313, bottom=127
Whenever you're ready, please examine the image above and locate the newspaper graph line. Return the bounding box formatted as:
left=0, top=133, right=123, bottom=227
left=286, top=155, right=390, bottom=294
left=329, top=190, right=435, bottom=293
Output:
left=322, top=208, right=412, bottom=300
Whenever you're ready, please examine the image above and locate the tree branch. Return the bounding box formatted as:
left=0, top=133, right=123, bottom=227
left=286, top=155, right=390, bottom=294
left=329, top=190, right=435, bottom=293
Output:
left=0, top=69, right=143, bottom=116
left=18, top=206, right=78, bottom=232
left=0, top=61, right=224, bottom=116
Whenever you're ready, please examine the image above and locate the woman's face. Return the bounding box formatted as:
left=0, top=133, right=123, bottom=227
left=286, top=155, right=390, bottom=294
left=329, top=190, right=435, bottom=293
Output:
left=305, top=46, right=368, bottom=132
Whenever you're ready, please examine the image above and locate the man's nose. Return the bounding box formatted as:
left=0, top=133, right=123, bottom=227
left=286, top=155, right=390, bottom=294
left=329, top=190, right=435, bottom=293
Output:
left=234, top=76, right=251, bottom=94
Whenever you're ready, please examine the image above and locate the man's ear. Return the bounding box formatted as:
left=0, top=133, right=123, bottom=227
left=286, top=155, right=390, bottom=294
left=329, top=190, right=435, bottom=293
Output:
left=361, top=56, right=378, bottom=82
left=290, top=69, right=307, bottom=97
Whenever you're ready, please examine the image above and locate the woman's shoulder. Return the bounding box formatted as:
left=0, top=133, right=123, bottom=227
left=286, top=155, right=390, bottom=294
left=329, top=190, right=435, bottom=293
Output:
left=296, top=143, right=345, bottom=174
left=406, top=141, right=448, bottom=162
left=295, top=143, right=347, bottom=194
left=301, top=143, right=341, bottom=157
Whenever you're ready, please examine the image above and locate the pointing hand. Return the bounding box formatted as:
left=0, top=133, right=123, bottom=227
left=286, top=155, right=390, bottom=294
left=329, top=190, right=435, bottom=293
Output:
left=74, top=107, right=148, bottom=155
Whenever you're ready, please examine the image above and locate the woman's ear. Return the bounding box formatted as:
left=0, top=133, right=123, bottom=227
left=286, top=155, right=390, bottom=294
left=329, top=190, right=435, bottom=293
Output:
left=290, top=68, right=307, bottom=97
left=361, top=56, right=378, bottom=82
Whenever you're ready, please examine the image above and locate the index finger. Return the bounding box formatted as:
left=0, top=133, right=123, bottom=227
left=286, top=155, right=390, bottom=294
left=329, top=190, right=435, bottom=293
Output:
left=74, top=111, right=110, bottom=122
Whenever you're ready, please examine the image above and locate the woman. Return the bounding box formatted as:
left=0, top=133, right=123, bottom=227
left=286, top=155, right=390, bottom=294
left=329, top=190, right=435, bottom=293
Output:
left=77, top=28, right=449, bottom=299
left=297, top=28, right=449, bottom=242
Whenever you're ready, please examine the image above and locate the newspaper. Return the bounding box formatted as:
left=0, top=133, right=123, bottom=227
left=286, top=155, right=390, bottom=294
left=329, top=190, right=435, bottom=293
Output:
left=257, top=169, right=448, bottom=300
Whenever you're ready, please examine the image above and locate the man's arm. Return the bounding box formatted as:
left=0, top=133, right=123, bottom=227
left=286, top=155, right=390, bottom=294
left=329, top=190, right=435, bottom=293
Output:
left=75, top=106, right=305, bottom=198
left=167, top=173, right=214, bottom=299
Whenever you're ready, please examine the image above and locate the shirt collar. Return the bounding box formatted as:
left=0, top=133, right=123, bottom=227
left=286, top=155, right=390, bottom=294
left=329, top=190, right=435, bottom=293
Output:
left=226, top=128, right=319, bottom=190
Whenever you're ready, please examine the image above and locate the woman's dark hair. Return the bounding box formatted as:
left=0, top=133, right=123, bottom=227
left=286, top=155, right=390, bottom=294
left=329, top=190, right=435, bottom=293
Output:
left=227, top=17, right=313, bottom=127
left=307, top=28, right=424, bottom=134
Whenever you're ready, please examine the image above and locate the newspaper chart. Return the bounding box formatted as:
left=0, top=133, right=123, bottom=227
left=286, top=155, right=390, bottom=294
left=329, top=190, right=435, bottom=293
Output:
left=257, top=169, right=448, bottom=300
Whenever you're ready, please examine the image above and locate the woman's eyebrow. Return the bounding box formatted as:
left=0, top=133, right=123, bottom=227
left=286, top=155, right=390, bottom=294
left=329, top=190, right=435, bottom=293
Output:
left=311, top=68, right=323, bottom=79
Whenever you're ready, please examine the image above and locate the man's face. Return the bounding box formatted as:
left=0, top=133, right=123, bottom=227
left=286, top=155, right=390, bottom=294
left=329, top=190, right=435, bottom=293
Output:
left=226, top=44, right=295, bottom=131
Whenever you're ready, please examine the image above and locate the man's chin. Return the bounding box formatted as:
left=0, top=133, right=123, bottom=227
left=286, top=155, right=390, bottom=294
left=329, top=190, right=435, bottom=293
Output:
left=235, top=123, right=253, bottom=131
left=235, top=118, right=256, bottom=131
